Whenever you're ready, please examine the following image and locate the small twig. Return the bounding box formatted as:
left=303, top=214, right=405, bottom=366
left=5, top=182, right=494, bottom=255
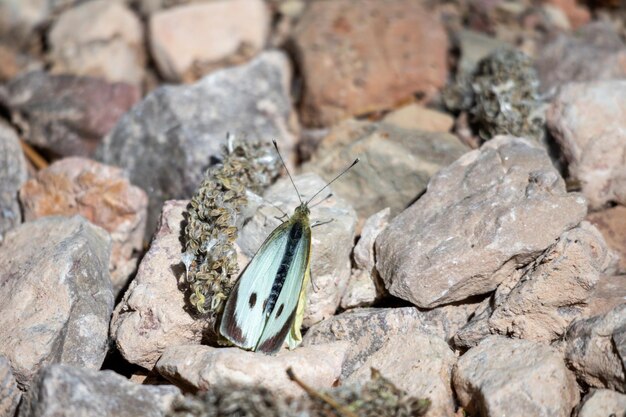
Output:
left=286, top=367, right=359, bottom=417
left=20, top=140, right=48, bottom=170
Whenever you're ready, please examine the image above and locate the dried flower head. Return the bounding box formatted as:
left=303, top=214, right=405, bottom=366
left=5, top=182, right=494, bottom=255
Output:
left=183, top=134, right=280, bottom=318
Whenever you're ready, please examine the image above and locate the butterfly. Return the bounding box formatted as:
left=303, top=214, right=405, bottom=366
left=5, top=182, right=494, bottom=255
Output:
left=219, top=140, right=358, bottom=354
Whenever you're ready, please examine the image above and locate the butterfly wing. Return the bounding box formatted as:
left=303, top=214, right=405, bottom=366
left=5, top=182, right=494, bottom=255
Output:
left=219, top=221, right=291, bottom=350
left=255, top=219, right=311, bottom=354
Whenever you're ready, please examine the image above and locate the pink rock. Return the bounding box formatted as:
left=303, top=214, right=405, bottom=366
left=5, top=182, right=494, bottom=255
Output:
left=587, top=205, right=626, bottom=273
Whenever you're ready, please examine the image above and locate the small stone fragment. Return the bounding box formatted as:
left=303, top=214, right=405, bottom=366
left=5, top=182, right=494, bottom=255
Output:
left=239, top=173, right=357, bottom=326
left=453, top=336, right=579, bottom=417
left=548, top=80, right=626, bottom=209
left=19, top=365, right=181, bottom=417
left=0, top=356, right=20, bottom=417
left=48, top=0, right=145, bottom=86
left=293, top=0, right=448, bottom=126
left=0, top=216, right=113, bottom=388
left=0, top=71, right=140, bottom=157
left=376, top=136, right=587, bottom=308
left=565, top=304, right=626, bottom=392
left=155, top=343, right=347, bottom=398
left=576, top=389, right=626, bottom=417
left=149, top=0, right=270, bottom=82
left=0, top=121, right=27, bottom=243
left=588, top=206, right=626, bottom=273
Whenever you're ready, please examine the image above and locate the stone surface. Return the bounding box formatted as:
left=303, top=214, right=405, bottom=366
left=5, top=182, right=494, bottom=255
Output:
left=149, top=0, right=270, bottom=82
left=48, top=0, right=145, bottom=86
left=544, top=0, right=590, bottom=29
left=96, top=51, right=297, bottom=236
left=19, top=157, right=148, bottom=293
left=536, top=22, right=626, bottom=93
left=238, top=173, right=357, bottom=326
left=293, top=0, right=448, bottom=126
left=382, top=104, right=454, bottom=133
left=0, top=216, right=113, bottom=388
left=19, top=365, right=181, bottom=417
left=453, top=29, right=510, bottom=77
left=548, top=80, right=626, bottom=209
left=586, top=274, right=626, bottom=317
left=576, top=389, right=626, bottom=417
left=0, top=121, right=27, bottom=243
left=0, top=71, right=140, bottom=157
left=344, top=332, right=456, bottom=417
left=341, top=208, right=389, bottom=309
left=453, top=336, right=579, bottom=417
left=156, top=343, right=347, bottom=397
left=0, top=356, right=20, bottom=417
left=565, top=304, right=626, bottom=392
left=376, top=136, right=587, bottom=308
left=305, top=119, right=468, bottom=223
left=111, top=200, right=209, bottom=370
left=588, top=206, right=626, bottom=273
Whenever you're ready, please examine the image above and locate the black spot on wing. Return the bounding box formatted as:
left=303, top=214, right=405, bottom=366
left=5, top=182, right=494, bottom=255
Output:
left=276, top=304, right=284, bottom=318
left=256, top=309, right=297, bottom=355
left=249, top=293, right=257, bottom=308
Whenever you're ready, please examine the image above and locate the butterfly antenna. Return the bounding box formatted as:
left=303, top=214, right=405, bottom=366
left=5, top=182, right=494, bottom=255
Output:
left=306, top=158, right=359, bottom=205
left=272, top=139, right=303, bottom=204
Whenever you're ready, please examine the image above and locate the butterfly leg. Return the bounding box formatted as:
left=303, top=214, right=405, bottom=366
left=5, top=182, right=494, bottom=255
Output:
left=311, top=219, right=334, bottom=228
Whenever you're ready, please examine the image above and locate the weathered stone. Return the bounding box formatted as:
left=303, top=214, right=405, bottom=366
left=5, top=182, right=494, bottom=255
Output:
left=48, top=0, right=145, bottom=86
left=548, top=80, right=626, bottom=209
left=0, top=71, right=140, bottom=158
left=111, top=201, right=210, bottom=369
left=377, top=136, right=587, bottom=308
left=0, top=121, right=27, bottom=243
left=586, top=274, right=626, bottom=317
left=382, top=104, right=454, bottom=133
left=576, top=389, right=626, bottom=417
left=565, top=304, right=626, bottom=392
left=19, top=365, right=181, bottom=417
left=19, top=157, right=148, bottom=293
left=0, top=216, right=113, bottom=388
left=239, top=173, right=357, bottom=326
left=293, top=0, right=448, bottom=126
left=305, top=119, right=468, bottom=223
left=149, top=0, right=270, bottom=82
left=453, top=336, right=579, bottom=417
left=156, top=343, right=347, bottom=397
left=536, top=22, right=626, bottom=93
left=344, top=332, right=456, bottom=417
left=96, top=51, right=297, bottom=237
left=543, top=0, right=590, bottom=29
left=588, top=206, right=626, bottom=273
left=0, top=356, right=20, bottom=417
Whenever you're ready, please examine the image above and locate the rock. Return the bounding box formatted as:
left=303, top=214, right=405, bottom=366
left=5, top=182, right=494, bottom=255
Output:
left=548, top=80, right=626, bottom=209
left=543, top=0, right=590, bottom=29
left=0, top=71, right=140, bottom=158
left=238, top=173, right=357, bottom=326
left=588, top=206, right=626, bottom=273
left=0, top=121, right=27, bottom=243
left=536, top=22, right=626, bottom=93
left=19, top=157, right=148, bottom=294
left=453, top=336, right=579, bottom=417
left=0, top=356, right=20, bottom=417
left=344, top=332, right=456, bottom=417
left=149, top=0, right=270, bottom=82
left=586, top=274, right=626, bottom=317
left=19, top=365, right=181, bottom=417
left=293, top=0, right=448, bottom=126
left=565, top=304, right=626, bottom=392
left=156, top=343, right=347, bottom=397
left=341, top=208, right=389, bottom=309
left=96, top=51, right=297, bottom=237
left=0, top=216, right=113, bottom=388
left=111, top=200, right=207, bottom=369
left=576, top=389, right=626, bottom=417
left=376, top=136, right=587, bottom=308
left=453, top=30, right=510, bottom=76
left=382, top=104, right=454, bottom=133
left=0, top=43, right=43, bottom=83
left=48, top=0, right=145, bottom=86
left=305, top=119, right=468, bottom=223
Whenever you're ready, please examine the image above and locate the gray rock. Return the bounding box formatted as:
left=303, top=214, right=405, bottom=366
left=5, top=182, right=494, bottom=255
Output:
left=454, top=29, right=510, bottom=76
left=96, top=51, right=297, bottom=237
left=0, top=356, right=20, bottom=417
left=19, top=365, right=181, bottom=417
left=376, top=135, right=587, bottom=308
left=453, top=336, right=579, bottom=417
left=575, top=389, right=626, bottom=417
left=0, top=216, right=113, bottom=388
left=305, top=119, right=468, bottom=223
left=565, top=304, right=626, bottom=392
left=0, top=121, right=27, bottom=243
left=239, top=173, right=357, bottom=326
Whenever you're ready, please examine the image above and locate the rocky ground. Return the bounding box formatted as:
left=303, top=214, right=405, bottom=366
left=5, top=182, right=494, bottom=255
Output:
left=0, top=0, right=625, bottom=416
